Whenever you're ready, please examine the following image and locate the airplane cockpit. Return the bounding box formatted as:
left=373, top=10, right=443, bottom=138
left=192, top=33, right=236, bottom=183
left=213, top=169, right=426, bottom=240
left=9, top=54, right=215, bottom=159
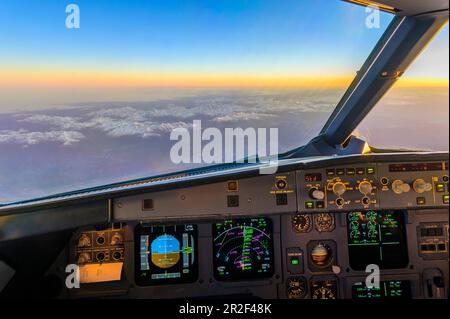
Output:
left=0, top=0, right=448, bottom=302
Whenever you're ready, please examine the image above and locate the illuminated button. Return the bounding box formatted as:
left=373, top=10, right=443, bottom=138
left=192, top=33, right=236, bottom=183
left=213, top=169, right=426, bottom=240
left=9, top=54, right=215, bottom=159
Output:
left=366, top=167, right=375, bottom=174
left=346, top=168, right=355, bottom=175
left=436, top=183, right=446, bottom=193
left=416, top=197, right=426, bottom=205
left=336, top=168, right=345, bottom=176
left=356, top=168, right=365, bottom=175
left=227, top=181, right=238, bottom=192
left=316, top=201, right=325, bottom=209
left=305, top=201, right=314, bottom=209
left=326, top=169, right=335, bottom=177
left=290, top=257, right=300, bottom=265
left=443, top=195, right=449, bottom=204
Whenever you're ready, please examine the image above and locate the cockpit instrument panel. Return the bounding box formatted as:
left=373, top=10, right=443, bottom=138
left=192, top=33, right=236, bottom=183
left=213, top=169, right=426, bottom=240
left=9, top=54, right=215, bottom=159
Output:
left=135, top=224, right=198, bottom=286
left=213, top=217, right=274, bottom=281
left=347, top=210, right=408, bottom=270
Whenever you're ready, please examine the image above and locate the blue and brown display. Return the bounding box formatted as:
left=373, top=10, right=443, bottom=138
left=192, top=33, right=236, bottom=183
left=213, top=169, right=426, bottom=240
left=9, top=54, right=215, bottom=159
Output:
left=135, top=224, right=198, bottom=286
left=347, top=211, right=409, bottom=270
left=213, top=217, right=274, bottom=280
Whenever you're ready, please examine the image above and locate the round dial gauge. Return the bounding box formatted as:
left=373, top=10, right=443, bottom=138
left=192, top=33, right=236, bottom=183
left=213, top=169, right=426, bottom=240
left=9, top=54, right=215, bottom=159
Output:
left=314, top=213, right=335, bottom=232
left=286, top=276, right=307, bottom=299
left=312, top=287, right=336, bottom=300
left=311, top=280, right=338, bottom=300
left=310, top=243, right=333, bottom=268
left=292, top=214, right=312, bottom=233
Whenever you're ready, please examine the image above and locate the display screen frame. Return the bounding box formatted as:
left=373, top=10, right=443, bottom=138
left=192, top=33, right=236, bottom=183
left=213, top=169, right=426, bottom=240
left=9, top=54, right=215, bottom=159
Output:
left=212, top=217, right=275, bottom=281
left=134, top=223, right=199, bottom=286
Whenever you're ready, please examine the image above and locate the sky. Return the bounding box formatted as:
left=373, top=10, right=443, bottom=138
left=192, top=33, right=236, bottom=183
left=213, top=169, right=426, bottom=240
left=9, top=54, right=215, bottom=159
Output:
left=0, top=1, right=448, bottom=203
left=1, top=0, right=447, bottom=112
left=0, top=0, right=403, bottom=112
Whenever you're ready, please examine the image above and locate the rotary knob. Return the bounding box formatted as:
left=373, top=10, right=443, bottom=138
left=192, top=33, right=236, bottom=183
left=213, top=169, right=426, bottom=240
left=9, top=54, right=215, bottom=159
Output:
left=358, top=181, right=373, bottom=195
left=111, top=233, right=123, bottom=245
left=332, top=182, right=347, bottom=197
left=392, top=180, right=411, bottom=194
left=413, top=179, right=432, bottom=194
left=77, top=252, right=90, bottom=264
left=309, top=188, right=325, bottom=200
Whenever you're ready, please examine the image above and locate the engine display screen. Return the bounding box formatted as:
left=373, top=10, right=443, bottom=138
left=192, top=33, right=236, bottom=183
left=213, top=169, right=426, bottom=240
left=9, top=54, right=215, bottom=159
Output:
left=347, top=211, right=408, bottom=270
left=135, top=224, right=198, bottom=286
left=213, top=217, right=274, bottom=281
left=352, top=280, right=412, bottom=299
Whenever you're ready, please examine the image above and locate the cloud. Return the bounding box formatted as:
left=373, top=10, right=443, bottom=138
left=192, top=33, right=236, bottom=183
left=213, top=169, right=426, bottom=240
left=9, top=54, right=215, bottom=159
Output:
left=214, top=111, right=274, bottom=122
left=8, top=90, right=341, bottom=146
left=19, top=114, right=92, bottom=130
left=15, top=106, right=193, bottom=142
left=0, top=129, right=85, bottom=146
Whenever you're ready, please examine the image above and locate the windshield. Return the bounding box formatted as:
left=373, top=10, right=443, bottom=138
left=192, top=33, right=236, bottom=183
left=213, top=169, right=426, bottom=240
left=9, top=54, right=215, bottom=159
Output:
left=355, top=24, right=449, bottom=152
left=0, top=0, right=393, bottom=203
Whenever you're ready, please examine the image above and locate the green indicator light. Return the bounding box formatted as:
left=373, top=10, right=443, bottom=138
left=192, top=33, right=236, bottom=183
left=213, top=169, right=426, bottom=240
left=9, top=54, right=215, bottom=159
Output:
left=305, top=201, right=314, bottom=209
left=367, top=167, right=375, bottom=174
left=290, top=258, right=300, bottom=265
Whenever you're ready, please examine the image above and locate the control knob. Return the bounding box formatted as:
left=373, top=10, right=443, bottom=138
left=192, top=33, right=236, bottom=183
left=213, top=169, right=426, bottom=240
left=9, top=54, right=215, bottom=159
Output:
left=309, top=188, right=325, bottom=200
left=77, top=252, right=90, bottom=264
left=111, top=233, right=123, bottom=245
left=358, top=181, right=373, bottom=195
left=332, top=182, right=347, bottom=197
left=392, top=180, right=411, bottom=194
left=413, top=179, right=432, bottom=194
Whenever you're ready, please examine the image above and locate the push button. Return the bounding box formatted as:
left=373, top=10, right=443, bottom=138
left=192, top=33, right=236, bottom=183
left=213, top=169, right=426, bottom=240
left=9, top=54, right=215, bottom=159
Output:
left=305, top=201, right=314, bottom=209
left=276, top=193, right=288, bottom=206
left=227, top=195, right=239, bottom=207
left=436, top=183, right=446, bottom=193
left=326, top=169, right=335, bottom=177
left=316, top=201, right=325, bottom=209
left=416, top=197, right=426, bottom=205
left=443, top=195, right=449, bottom=204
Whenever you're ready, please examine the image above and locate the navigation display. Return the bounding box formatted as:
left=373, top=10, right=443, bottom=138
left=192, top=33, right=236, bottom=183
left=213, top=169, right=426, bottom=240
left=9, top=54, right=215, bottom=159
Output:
left=352, top=280, right=412, bottom=299
left=135, top=224, right=198, bottom=286
left=347, top=211, right=408, bottom=270
left=213, top=217, right=274, bottom=281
